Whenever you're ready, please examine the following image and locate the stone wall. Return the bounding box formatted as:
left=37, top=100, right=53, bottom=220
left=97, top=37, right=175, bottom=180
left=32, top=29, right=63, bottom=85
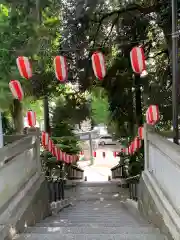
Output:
left=1, top=176, right=50, bottom=240
left=138, top=176, right=173, bottom=240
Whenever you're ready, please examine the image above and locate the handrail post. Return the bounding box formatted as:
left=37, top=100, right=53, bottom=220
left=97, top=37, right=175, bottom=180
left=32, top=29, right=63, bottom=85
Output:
left=27, top=127, right=41, bottom=175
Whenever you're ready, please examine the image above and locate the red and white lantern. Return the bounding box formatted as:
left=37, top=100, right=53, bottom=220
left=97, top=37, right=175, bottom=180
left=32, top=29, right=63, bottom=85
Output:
left=130, top=47, right=146, bottom=74
left=93, top=151, right=96, bottom=157
left=51, top=143, right=56, bottom=156
left=134, top=137, right=142, bottom=151
left=9, top=80, right=24, bottom=101
left=75, top=155, right=79, bottom=162
left=65, top=154, right=68, bottom=163
left=138, top=126, right=144, bottom=140
left=129, top=142, right=135, bottom=155
left=41, top=131, right=49, bottom=147
left=91, top=52, right=106, bottom=80
left=67, top=155, right=70, bottom=164
left=48, top=139, right=53, bottom=152
left=54, top=56, right=68, bottom=82
left=55, top=147, right=60, bottom=160
left=27, top=111, right=36, bottom=127
left=70, top=155, right=73, bottom=163
left=16, top=56, right=32, bottom=79
left=146, top=105, right=160, bottom=125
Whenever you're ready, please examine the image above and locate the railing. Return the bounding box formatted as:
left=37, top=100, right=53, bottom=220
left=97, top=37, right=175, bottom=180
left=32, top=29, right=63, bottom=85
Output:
left=3, top=134, right=26, bottom=145
left=111, top=164, right=140, bottom=201
left=126, top=175, right=140, bottom=201
left=111, top=164, right=126, bottom=179
left=47, top=177, right=65, bottom=202
left=67, top=165, right=84, bottom=180
left=0, top=132, right=41, bottom=221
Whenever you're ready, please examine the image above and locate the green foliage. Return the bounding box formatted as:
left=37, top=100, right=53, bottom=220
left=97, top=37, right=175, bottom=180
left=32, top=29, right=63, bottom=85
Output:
left=51, top=122, right=80, bottom=155
left=58, top=0, right=177, bottom=176
left=52, top=85, right=90, bottom=126
left=91, top=87, right=110, bottom=125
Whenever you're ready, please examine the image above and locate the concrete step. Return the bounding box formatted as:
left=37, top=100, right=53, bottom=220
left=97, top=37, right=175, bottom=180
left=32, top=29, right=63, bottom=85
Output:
left=39, top=218, right=149, bottom=227
left=13, top=233, right=166, bottom=240
left=35, top=221, right=149, bottom=228
left=24, top=226, right=160, bottom=234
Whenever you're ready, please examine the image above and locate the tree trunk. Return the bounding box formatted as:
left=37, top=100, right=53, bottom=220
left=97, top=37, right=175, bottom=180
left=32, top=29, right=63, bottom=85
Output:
left=10, top=99, right=24, bottom=134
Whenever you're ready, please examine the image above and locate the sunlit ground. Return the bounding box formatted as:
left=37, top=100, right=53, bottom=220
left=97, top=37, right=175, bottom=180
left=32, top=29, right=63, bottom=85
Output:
left=79, top=147, right=120, bottom=182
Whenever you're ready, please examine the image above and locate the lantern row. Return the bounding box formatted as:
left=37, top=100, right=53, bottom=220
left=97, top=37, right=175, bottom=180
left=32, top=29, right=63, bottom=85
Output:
left=121, top=105, right=160, bottom=156
left=41, top=132, right=78, bottom=164
left=9, top=47, right=147, bottom=101
left=9, top=53, right=107, bottom=101
left=10, top=48, right=159, bottom=158
left=80, top=151, right=120, bottom=158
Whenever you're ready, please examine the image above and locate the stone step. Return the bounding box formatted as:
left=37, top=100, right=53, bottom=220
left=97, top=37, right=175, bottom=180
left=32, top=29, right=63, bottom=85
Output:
left=24, top=226, right=160, bottom=235
left=35, top=221, right=149, bottom=228
left=39, top=218, right=148, bottom=227
left=13, top=233, right=166, bottom=240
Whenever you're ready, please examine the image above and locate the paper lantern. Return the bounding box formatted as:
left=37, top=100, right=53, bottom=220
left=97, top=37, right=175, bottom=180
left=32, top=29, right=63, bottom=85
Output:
left=93, top=151, right=96, bottom=157
left=67, top=155, right=70, bottom=164
left=16, top=56, right=32, bottom=79
left=41, top=131, right=49, bottom=147
left=130, top=47, right=146, bottom=74
left=138, top=126, right=144, bottom=140
left=91, top=52, right=106, bottom=80
left=48, top=139, right=53, bottom=152
left=113, top=152, right=117, bottom=157
left=64, top=154, right=68, bottom=163
left=27, top=111, right=36, bottom=127
left=61, top=152, right=65, bottom=162
left=134, top=137, right=142, bottom=151
left=54, top=56, right=68, bottom=81
left=51, top=143, right=56, bottom=156
left=9, top=80, right=24, bottom=101
left=55, top=147, right=60, bottom=160
left=146, top=105, right=160, bottom=125
left=59, top=150, right=63, bottom=161
left=129, top=143, right=135, bottom=155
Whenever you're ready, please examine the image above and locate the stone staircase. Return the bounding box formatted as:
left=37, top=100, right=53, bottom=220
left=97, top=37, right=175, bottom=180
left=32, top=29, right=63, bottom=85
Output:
left=13, top=182, right=167, bottom=240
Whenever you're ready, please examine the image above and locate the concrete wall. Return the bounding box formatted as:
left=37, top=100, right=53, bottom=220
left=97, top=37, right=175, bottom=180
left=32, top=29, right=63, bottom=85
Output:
left=0, top=130, right=50, bottom=239
left=138, top=124, right=180, bottom=240
left=1, top=175, right=50, bottom=240
left=138, top=175, right=174, bottom=240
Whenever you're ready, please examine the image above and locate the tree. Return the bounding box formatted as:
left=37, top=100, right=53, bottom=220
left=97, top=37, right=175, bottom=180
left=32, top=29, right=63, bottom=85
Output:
left=52, top=84, right=90, bottom=127
left=91, top=87, right=109, bottom=125
left=56, top=0, right=179, bottom=176
left=0, top=1, right=61, bottom=132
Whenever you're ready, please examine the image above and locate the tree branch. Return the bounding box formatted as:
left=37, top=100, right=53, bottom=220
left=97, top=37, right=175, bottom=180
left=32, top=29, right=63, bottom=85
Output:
left=102, top=13, right=120, bottom=47
left=92, top=3, right=161, bottom=23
